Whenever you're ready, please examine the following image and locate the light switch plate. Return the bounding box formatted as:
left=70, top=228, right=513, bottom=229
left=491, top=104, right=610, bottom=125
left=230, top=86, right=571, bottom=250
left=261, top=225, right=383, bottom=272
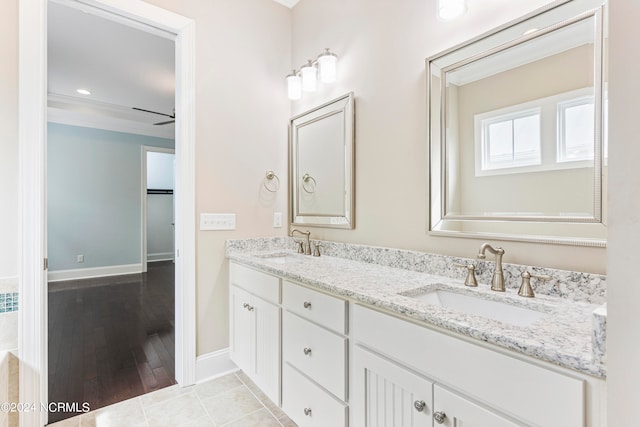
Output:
left=273, top=212, right=282, bottom=228
left=200, top=213, right=236, bottom=230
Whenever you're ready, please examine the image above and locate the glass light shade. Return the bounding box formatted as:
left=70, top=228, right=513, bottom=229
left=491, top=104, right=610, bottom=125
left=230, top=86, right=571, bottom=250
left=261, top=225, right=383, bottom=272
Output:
left=286, top=73, right=302, bottom=100
left=438, top=0, right=467, bottom=21
left=317, top=49, right=338, bottom=83
left=300, top=61, right=317, bottom=92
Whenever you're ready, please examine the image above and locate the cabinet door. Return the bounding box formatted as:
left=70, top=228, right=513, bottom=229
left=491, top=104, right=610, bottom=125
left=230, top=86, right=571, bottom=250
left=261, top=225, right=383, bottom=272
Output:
left=253, top=296, right=281, bottom=405
left=229, top=285, right=253, bottom=374
left=433, top=385, right=520, bottom=427
left=352, top=346, right=433, bottom=427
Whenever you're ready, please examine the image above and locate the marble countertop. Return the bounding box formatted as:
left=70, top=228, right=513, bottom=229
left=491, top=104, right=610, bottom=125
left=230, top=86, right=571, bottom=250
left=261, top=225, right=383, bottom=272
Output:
left=227, top=248, right=605, bottom=378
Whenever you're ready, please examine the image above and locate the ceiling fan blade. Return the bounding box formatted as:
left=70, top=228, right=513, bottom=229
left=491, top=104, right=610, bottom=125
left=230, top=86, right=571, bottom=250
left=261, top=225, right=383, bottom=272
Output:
left=154, top=120, right=175, bottom=126
left=132, top=107, right=175, bottom=119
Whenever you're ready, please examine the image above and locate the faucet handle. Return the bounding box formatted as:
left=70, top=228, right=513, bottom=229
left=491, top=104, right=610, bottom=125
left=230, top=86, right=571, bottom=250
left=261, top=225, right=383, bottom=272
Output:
left=518, top=268, right=552, bottom=298
left=453, top=262, right=478, bottom=287
left=295, top=240, right=305, bottom=254
left=312, top=243, right=322, bottom=257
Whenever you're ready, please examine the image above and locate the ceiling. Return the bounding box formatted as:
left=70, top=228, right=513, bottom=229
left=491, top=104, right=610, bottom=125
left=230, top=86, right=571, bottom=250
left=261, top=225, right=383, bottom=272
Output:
left=47, top=1, right=176, bottom=139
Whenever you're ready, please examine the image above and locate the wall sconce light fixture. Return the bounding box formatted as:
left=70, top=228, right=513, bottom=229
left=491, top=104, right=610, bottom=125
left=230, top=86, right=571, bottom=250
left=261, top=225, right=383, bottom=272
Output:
left=437, top=0, right=468, bottom=21
left=286, top=48, right=338, bottom=100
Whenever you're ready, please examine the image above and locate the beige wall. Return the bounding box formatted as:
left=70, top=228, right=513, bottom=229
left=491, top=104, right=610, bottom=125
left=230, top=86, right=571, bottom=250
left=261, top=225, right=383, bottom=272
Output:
left=290, top=0, right=605, bottom=274
left=607, top=0, right=640, bottom=424
left=0, top=0, right=18, bottom=280
left=142, top=0, right=291, bottom=355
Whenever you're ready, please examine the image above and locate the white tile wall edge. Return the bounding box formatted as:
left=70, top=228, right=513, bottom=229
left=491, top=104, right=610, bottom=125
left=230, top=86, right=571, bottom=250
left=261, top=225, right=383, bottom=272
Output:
left=47, top=263, right=143, bottom=282
left=0, top=277, right=18, bottom=294
left=195, top=348, right=238, bottom=384
left=226, top=237, right=607, bottom=304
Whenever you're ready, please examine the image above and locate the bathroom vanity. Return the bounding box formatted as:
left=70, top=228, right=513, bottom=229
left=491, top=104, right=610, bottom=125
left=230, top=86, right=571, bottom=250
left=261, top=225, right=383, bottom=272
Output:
left=227, top=238, right=606, bottom=427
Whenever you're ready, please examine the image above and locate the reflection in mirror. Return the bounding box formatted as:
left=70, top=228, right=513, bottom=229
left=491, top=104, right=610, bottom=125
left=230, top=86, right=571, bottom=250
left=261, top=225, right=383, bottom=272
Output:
left=290, top=93, right=355, bottom=228
left=428, top=0, right=607, bottom=246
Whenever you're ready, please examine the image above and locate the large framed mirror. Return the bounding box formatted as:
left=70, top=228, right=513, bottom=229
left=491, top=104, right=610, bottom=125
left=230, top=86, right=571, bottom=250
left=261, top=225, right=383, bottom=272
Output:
left=290, top=92, right=355, bottom=228
left=428, top=0, right=607, bottom=246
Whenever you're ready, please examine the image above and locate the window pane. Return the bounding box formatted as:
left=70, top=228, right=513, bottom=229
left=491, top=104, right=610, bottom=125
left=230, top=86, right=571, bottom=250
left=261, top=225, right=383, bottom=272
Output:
left=488, top=121, right=513, bottom=163
left=513, top=115, right=541, bottom=163
left=564, top=103, right=594, bottom=160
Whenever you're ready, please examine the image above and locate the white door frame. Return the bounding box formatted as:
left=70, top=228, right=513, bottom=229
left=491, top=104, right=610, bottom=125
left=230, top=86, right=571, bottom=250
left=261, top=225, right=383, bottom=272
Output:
left=142, top=146, right=176, bottom=272
left=18, top=1, right=197, bottom=425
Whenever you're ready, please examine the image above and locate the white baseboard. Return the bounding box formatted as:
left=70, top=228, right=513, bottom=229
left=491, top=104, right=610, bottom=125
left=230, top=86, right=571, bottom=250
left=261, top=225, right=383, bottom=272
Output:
left=195, top=348, right=238, bottom=384
left=47, top=264, right=143, bottom=282
left=148, top=252, right=174, bottom=262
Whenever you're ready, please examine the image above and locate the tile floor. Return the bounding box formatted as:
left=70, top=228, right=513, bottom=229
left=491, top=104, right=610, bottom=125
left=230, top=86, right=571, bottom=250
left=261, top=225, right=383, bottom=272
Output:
left=48, top=371, right=296, bottom=427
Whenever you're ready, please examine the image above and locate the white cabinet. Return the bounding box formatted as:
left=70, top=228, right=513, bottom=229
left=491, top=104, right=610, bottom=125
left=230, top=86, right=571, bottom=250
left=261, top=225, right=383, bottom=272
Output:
left=352, top=345, right=433, bottom=427
left=282, top=363, right=348, bottom=427
left=352, top=345, right=520, bottom=427
left=281, top=280, right=348, bottom=425
left=351, top=304, right=591, bottom=427
left=229, top=263, right=281, bottom=405
left=433, top=385, right=519, bottom=427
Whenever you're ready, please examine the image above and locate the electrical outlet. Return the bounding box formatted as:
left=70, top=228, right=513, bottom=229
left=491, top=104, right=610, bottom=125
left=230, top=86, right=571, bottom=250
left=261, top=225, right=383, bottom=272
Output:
left=77, top=254, right=84, bottom=263
left=200, top=213, right=236, bottom=231
left=273, top=212, right=282, bottom=228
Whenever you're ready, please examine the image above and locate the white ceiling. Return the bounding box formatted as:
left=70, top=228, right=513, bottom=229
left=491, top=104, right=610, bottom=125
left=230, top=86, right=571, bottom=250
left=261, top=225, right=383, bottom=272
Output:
left=47, top=1, right=176, bottom=138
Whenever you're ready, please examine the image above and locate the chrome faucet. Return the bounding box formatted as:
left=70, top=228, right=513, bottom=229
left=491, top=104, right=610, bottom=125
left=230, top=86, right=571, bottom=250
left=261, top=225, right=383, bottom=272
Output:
left=290, top=228, right=311, bottom=255
left=477, top=243, right=506, bottom=292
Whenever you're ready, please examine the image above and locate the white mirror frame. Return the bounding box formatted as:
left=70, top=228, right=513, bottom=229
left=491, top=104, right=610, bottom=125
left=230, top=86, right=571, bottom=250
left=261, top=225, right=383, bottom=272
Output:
left=427, top=0, right=607, bottom=247
left=290, top=92, right=355, bottom=229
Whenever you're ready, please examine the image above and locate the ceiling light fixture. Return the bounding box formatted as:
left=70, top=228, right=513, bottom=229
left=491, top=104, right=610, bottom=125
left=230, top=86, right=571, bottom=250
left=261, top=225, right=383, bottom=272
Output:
left=437, top=0, right=468, bottom=21
left=286, top=48, right=338, bottom=100
left=76, top=88, right=91, bottom=95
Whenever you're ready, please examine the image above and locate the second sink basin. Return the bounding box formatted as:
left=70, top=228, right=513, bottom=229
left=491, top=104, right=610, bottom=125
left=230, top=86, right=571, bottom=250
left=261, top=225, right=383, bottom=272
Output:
left=409, top=289, right=547, bottom=327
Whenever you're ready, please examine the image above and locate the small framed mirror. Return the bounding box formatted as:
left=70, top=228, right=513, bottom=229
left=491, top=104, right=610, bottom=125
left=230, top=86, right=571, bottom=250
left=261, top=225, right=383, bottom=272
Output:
left=290, top=92, right=355, bottom=228
left=428, top=0, right=607, bottom=246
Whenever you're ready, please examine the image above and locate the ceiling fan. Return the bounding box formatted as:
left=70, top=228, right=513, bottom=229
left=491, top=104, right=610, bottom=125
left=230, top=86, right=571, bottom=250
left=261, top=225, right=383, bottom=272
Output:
left=132, top=107, right=175, bottom=125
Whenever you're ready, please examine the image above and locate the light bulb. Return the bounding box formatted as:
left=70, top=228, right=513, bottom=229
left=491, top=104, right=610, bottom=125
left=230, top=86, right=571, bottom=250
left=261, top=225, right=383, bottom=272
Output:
left=286, top=72, right=302, bottom=100
left=317, top=49, right=338, bottom=84
left=438, top=0, right=467, bottom=21
left=300, top=61, right=317, bottom=92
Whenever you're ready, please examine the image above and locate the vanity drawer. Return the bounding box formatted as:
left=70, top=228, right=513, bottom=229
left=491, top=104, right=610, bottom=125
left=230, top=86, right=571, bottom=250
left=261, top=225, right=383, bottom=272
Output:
left=229, top=262, right=280, bottom=304
left=282, top=363, right=347, bottom=427
left=283, top=280, right=347, bottom=334
left=283, top=310, right=347, bottom=400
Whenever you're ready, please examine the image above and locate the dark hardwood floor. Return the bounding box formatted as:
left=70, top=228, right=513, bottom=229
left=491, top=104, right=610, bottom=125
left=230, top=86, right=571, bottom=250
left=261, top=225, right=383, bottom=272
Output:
left=47, top=261, right=175, bottom=423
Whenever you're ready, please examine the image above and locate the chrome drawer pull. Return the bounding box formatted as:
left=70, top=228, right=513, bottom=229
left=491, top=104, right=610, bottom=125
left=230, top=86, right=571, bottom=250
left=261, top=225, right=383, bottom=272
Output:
left=433, top=411, right=446, bottom=424
left=414, top=400, right=426, bottom=412
left=303, top=301, right=312, bottom=309
left=303, top=347, right=312, bottom=356
left=304, top=408, right=312, bottom=416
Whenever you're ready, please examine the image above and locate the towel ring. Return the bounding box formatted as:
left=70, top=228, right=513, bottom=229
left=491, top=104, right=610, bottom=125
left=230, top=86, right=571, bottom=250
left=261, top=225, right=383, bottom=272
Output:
left=263, top=170, right=280, bottom=192
left=302, top=173, right=317, bottom=193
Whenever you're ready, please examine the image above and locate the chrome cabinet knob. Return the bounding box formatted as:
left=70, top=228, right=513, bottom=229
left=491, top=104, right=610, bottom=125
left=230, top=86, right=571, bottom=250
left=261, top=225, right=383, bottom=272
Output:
left=303, top=301, right=312, bottom=309
left=303, top=347, right=312, bottom=355
left=242, top=303, right=249, bottom=309
left=433, top=411, right=446, bottom=424
left=414, top=400, right=426, bottom=412
left=304, top=408, right=312, bottom=416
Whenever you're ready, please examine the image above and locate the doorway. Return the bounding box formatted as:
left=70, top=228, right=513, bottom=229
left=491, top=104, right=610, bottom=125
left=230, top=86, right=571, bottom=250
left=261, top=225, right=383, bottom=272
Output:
left=143, top=147, right=177, bottom=272
left=19, top=1, right=196, bottom=425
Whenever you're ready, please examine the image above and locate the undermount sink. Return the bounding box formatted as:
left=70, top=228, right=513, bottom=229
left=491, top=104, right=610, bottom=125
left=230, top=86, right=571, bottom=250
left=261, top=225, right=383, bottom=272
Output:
left=409, top=289, right=547, bottom=327
left=254, top=252, right=301, bottom=264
